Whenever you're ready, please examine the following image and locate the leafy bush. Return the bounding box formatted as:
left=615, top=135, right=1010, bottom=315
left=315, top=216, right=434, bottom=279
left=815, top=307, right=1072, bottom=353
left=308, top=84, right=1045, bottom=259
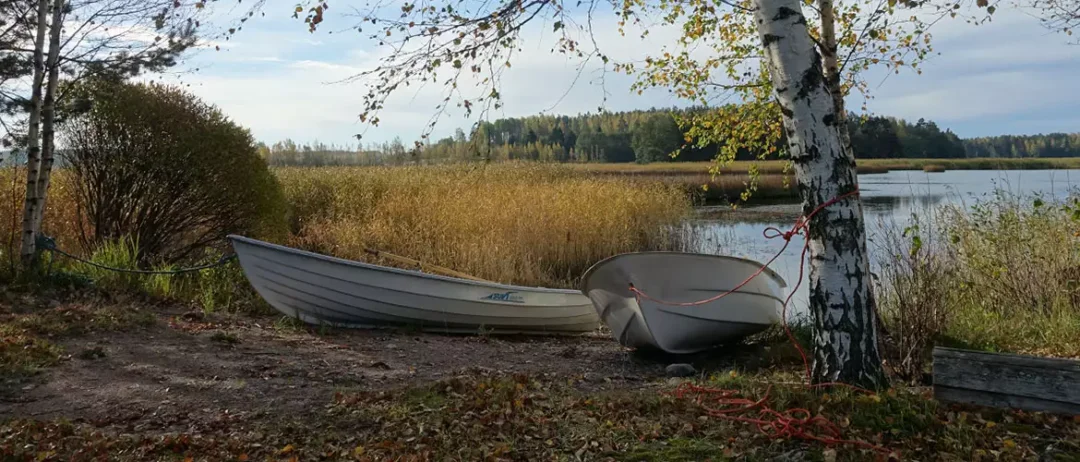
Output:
left=61, top=80, right=286, bottom=264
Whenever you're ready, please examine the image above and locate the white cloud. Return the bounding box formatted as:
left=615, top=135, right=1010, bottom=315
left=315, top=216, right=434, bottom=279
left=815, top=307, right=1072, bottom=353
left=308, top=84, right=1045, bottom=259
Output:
left=871, top=69, right=1078, bottom=121
left=862, top=7, right=1080, bottom=130
left=160, top=1, right=1079, bottom=145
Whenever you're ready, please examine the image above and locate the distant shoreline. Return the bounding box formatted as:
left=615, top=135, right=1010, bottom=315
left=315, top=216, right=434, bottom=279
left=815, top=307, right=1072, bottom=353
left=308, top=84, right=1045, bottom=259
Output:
left=573, top=157, right=1080, bottom=175
left=574, top=158, right=1080, bottom=206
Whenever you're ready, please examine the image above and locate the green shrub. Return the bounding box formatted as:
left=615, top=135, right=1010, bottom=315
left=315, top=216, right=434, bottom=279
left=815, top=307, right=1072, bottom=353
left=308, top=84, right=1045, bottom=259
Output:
left=875, top=215, right=955, bottom=382
left=877, top=192, right=1080, bottom=366
left=61, top=80, right=287, bottom=265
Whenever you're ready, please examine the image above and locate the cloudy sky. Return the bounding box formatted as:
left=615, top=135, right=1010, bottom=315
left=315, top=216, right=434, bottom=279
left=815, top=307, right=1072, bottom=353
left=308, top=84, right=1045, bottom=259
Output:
left=159, top=0, right=1080, bottom=146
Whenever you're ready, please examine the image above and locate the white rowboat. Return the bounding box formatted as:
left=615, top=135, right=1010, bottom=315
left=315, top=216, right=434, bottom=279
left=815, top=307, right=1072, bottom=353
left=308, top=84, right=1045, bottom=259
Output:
left=229, top=235, right=600, bottom=334
left=581, top=252, right=786, bottom=354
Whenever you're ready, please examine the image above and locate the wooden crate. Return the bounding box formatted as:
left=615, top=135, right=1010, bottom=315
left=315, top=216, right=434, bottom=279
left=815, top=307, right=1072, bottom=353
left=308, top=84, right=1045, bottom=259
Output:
left=933, top=347, right=1080, bottom=415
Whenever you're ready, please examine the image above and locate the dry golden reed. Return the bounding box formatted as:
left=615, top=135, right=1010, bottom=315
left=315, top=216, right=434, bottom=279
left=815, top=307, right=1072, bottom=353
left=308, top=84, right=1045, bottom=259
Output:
left=1, top=164, right=691, bottom=287
left=0, top=168, right=82, bottom=271
left=277, top=163, right=692, bottom=288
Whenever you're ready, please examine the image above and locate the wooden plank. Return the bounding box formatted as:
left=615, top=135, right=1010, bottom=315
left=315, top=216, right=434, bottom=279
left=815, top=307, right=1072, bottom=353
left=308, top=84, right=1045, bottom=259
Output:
left=932, top=347, right=1080, bottom=415
left=934, top=347, right=1080, bottom=371
left=935, top=386, right=1080, bottom=416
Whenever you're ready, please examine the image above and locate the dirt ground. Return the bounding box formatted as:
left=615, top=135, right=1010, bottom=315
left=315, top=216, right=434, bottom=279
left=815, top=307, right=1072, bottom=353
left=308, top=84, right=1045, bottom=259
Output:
left=4, top=304, right=1079, bottom=461
left=1, top=306, right=764, bottom=433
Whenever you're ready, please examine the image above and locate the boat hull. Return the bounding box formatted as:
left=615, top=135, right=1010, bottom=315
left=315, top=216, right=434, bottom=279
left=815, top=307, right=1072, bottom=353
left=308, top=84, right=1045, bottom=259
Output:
left=229, top=236, right=600, bottom=334
left=582, top=252, right=786, bottom=354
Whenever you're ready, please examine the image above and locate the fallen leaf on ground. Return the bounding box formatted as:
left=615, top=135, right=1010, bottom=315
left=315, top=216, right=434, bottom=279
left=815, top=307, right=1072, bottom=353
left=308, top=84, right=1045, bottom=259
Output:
left=822, top=448, right=837, bottom=462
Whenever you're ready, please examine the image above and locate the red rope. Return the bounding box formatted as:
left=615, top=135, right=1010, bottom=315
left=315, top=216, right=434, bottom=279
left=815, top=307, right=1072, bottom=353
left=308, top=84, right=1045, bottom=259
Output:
left=632, top=188, right=891, bottom=456
left=669, top=383, right=888, bottom=453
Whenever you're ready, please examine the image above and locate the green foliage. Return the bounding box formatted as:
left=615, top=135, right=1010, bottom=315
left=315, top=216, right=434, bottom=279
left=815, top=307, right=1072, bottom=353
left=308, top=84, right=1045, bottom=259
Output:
left=963, top=132, right=1080, bottom=158
left=877, top=192, right=1080, bottom=375
left=631, top=113, right=683, bottom=163
left=70, top=237, right=154, bottom=294
left=61, top=79, right=287, bottom=264
left=46, top=235, right=265, bottom=315
left=190, top=259, right=261, bottom=314
left=261, top=109, right=1072, bottom=167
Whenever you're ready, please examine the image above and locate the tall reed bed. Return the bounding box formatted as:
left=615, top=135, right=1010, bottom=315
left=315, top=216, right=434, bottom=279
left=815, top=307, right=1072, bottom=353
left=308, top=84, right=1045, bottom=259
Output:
left=613, top=172, right=797, bottom=204
left=277, top=163, right=692, bottom=288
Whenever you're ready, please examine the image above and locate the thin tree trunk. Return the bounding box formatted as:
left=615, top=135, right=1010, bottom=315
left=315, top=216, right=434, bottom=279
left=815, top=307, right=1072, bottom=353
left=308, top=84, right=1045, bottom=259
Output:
left=751, top=0, right=887, bottom=389
left=19, top=0, right=49, bottom=269
left=33, top=0, right=65, bottom=243
left=817, top=0, right=855, bottom=157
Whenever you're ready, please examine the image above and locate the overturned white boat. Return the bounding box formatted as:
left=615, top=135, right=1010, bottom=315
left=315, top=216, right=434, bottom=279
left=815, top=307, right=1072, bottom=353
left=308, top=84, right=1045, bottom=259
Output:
left=581, top=252, right=786, bottom=354
left=229, top=236, right=600, bottom=334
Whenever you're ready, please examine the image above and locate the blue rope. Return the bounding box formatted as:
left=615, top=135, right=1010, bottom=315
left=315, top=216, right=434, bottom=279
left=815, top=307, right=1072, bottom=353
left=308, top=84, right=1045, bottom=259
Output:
left=36, top=234, right=236, bottom=275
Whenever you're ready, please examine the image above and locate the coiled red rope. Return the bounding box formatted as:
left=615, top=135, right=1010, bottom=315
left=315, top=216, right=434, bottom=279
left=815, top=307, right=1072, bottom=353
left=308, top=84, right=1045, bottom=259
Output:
left=631, top=188, right=892, bottom=456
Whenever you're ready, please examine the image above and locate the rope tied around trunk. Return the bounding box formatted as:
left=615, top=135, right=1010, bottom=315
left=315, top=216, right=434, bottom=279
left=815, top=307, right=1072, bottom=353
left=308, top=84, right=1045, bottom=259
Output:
left=36, top=234, right=237, bottom=275
left=630, top=187, right=892, bottom=456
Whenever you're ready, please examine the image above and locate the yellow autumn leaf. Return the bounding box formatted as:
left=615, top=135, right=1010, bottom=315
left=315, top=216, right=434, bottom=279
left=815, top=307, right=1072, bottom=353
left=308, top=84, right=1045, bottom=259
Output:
left=1003, top=439, right=1016, bottom=449
left=280, top=444, right=295, bottom=454
left=822, top=448, right=837, bottom=462
left=353, top=445, right=365, bottom=457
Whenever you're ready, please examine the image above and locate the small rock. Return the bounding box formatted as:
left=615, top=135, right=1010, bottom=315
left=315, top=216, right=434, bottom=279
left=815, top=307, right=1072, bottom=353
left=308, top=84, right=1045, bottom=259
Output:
left=367, top=361, right=391, bottom=370
left=665, top=363, right=697, bottom=378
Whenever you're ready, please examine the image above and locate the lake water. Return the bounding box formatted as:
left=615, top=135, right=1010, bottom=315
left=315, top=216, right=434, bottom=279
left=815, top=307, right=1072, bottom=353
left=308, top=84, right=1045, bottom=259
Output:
left=690, top=169, right=1080, bottom=318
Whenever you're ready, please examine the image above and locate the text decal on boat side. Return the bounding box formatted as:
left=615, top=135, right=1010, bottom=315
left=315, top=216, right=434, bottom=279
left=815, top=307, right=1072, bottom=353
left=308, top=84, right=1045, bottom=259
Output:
left=480, top=291, right=525, bottom=303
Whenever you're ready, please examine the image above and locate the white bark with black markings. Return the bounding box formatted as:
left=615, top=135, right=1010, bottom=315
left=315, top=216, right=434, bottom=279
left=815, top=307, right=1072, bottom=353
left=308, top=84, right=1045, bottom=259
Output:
left=751, top=0, right=887, bottom=388
left=30, top=0, right=64, bottom=246
left=19, top=0, right=49, bottom=268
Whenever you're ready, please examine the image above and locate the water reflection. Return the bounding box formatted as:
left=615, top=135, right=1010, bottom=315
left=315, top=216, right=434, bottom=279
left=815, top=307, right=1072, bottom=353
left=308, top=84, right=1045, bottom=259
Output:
left=860, top=194, right=948, bottom=215
left=692, top=169, right=1080, bottom=319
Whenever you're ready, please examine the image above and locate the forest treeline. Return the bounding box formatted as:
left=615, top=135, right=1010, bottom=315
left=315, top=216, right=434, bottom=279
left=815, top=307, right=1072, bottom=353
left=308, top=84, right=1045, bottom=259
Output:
left=256, top=108, right=1080, bottom=166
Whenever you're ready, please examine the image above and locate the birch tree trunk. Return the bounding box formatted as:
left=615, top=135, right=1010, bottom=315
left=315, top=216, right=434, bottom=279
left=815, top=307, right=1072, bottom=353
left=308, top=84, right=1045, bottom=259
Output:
left=817, top=0, right=852, bottom=150
left=19, top=0, right=49, bottom=269
left=751, top=0, right=887, bottom=389
left=32, top=0, right=64, bottom=243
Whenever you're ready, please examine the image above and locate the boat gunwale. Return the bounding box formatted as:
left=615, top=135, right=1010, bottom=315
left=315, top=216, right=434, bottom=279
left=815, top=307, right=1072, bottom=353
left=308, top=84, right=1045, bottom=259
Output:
left=228, top=235, right=585, bottom=296
left=579, top=251, right=789, bottom=292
